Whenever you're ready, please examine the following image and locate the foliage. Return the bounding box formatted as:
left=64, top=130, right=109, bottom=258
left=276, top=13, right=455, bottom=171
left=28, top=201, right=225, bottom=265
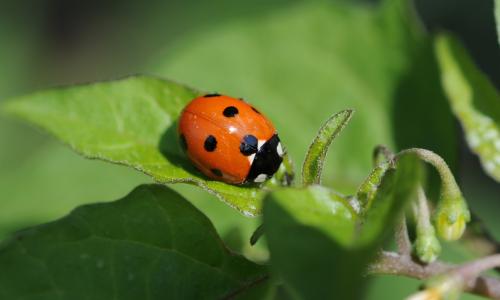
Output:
left=3, top=77, right=265, bottom=216
left=264, top=155, right=419, bottom=299
left=0, top=185, right=265, bottom=299
left=436, top=34, right=500, bottom=182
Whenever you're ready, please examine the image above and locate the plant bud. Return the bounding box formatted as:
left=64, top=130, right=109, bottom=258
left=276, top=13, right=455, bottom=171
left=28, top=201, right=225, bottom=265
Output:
left=435, top=195, right=470, bottom=241
left=414, top=226, right=441, bottom=264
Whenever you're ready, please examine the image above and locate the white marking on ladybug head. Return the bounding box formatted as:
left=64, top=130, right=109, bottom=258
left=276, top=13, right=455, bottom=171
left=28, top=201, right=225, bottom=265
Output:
left=277, top=142, right=284, bottom=157
left=247, top=153, right=256, bottom=164
left=254, top=174, right=268, bottom=183
left=258, top=139, right=266, bottom=150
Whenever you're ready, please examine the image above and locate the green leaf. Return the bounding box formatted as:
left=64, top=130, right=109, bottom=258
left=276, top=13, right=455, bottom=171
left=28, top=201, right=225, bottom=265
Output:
left=263, top=185, right=359, bottom=299
left=0, top=184, right=266, bottom=299
left=302, top=109, right=354, bottom=186
left=435, top=34, right=500, bottom=182
left=265, top=186, right=357, bottom=245
left=264, top=155, right=420, bottom=300
left=3, top=75, right=266, bottom=216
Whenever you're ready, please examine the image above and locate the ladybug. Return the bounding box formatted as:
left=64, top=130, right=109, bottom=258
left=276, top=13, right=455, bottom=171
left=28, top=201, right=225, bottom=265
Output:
left=178, top=93, right=284, bottom=184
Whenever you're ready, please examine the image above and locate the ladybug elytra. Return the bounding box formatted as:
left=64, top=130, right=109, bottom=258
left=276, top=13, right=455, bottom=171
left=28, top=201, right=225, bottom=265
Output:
left=178, top=94, right=284, bottom=184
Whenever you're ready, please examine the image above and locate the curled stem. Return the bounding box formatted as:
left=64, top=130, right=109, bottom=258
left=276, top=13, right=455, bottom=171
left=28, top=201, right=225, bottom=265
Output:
left=397, top=149, right=457, bottom=198
left=396, top=148, right=470, bottom=241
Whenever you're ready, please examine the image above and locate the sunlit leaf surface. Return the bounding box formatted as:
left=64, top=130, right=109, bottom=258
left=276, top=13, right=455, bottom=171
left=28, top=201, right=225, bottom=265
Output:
left=3, top=76, right=266, bottom=216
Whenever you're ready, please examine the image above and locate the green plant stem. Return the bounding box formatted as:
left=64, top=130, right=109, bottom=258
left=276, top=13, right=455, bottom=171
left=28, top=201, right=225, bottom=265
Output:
left=397, top=148, right=458, bottom=198
left=396, top=148, right=470, bottom=241
left=414, top=187, right=432, bottom=228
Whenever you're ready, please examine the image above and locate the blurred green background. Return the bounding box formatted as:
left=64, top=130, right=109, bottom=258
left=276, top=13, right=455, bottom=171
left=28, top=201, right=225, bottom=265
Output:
left=0, top=0, right=499, bottom=299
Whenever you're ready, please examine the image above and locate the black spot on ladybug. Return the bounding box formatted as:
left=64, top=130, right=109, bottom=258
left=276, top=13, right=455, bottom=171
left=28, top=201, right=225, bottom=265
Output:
left=240, top=134, right=258, bottom=156
left=251, top=107, right=261, bottom=114
left=204, top=135, right=217, bottom=152
left=246, top=134, right=283, bottom=183
left=211, top=168, right=223, bottom=177
left=179, top=134, right=188, bottom=151
left=203, top=93, right=220, bottom=98
left=223, top=106, right=239, bottom=117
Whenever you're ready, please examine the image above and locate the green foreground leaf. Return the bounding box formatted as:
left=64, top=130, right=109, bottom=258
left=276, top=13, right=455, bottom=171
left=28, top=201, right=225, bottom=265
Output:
left=435, top=35, right=500, bottom=182
left=3, top=76, right=266, bottom=216
left=0, top=184, right=266, bottom=299
left=264, top=155, right=419, bottom=300
left=263, top=185, right=357, bottom=299
left=302, top=109, right=354, bottom=186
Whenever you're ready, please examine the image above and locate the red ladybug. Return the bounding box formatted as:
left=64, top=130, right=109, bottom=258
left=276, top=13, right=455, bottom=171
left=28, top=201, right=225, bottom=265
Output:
left=178, top=94, right=284, bottom=184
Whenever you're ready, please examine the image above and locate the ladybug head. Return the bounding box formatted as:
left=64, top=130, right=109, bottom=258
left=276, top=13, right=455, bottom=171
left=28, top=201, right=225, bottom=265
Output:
left=245, top=134, right=284, bottom=183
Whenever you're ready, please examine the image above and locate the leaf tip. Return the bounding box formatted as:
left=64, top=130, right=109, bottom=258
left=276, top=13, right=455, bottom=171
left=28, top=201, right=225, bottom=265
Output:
left=340, top=108, right=355, bottom=119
